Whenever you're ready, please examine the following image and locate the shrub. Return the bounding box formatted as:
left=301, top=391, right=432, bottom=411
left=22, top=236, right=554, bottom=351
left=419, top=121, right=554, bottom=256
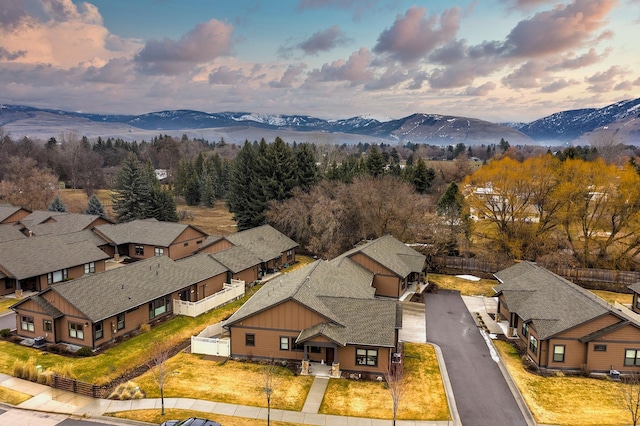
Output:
left=108, top=381, right=145, bottom=400
left=13, top=357, right=39, bottom=381
left=0, top=328, right=11, bottom=338
left=76, top=346, right=94, bottom=357
left=50, top=363, right=76, bottom=379
left=139, top=324, right=151, bottom=333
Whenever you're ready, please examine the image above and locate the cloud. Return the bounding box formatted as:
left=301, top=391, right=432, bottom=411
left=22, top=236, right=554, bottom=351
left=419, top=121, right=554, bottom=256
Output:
left=539, top=78, right=578, bottom=93
left=499, top=0, right=557, bottom=11
left=586, top=65, right=626, bottom=92
left=298, top=26, right=351, bottom=55
left=0, top=47, right=26, bottom=61
left=307, top=47, right=373, bottom=84
left=135, top=19, right=234, bottom=75
left=270, top=63, right=308, bottom=88
left=363, top=66, right=409, bottom=91
left=463, top=82, right=497, bottom=96
left=296, top=0, right=379, bottom=20
left=83, top=57, right=134, bottom=84
left=373, top=6, right=461, bottom=64
left=502, top=0, right=618, bottom=58
left=502, top=60, right=546, bottom=88
left=547, top=48, right=610, bottom=71
left=208, top=66, right=246, bottom=85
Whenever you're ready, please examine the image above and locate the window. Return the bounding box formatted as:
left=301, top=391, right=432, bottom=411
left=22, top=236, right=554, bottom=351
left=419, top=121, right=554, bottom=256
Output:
left=95, top=322, right=103, bottom=340
left=43, top=320, right=53, bottom=332
left=529, top=335, right=538, bottom=355
left=5, top=280, right=13, bottom=289
left=553, top=345, right=565, bottom=362
left=356, top=348, right=378, bottom=366
left=625, top=349, right=640, bottom=366
left=154, top=247, right=164, bottom=257
left=149, top=296, right=171, bottom=320
left=286, top=249, right=293, bottom=260
left=245, top=334, right=255, bottom=346
left=134, top=245, right=144, bottom=256
left=183, top=242, right=189, bottom=247
left=196, top=240, right=203, bottom=244
left=21, top=316, right=34, bottom=332
left=280, top=336, right=290, bottom=350
left=521, top=322, right=529, bottom=338
left=69, top=322, right=84, bottom=340
left=292, top=341, right=304, bottom=352
left=310, top=346, right=321, bottom=353
left=636, top=297, right=640, bottom=310
left=47, top=269, right=68, bottom=284
left=116, top=313, right=125, bottom=330
left=594, top=344, right=607, bottom=352
left=84, top=262, right=95, bottom=274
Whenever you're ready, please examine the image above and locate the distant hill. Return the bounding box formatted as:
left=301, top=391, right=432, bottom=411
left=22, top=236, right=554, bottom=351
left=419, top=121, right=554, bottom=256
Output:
left=2, top=98, right=639, bottom=145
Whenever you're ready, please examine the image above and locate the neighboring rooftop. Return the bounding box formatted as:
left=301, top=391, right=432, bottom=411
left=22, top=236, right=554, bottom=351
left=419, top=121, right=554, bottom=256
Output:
left=24, top=213, right=111, bottom=236
left=94, top=219, right=207, bottom=247
left=0, top=204, right=30, bottom=223
left=225, top=224, right=298, bottom=262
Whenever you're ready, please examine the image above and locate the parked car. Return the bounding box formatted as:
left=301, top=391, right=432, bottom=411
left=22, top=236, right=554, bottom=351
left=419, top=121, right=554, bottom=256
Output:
left=160, top=417, right=222, bottom=426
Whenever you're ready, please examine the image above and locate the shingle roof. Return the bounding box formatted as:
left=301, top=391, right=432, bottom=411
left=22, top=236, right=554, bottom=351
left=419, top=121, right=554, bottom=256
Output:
left=628, top=282, right=640, bottom=294
left=224, top=257, right=399, bottom=347
left=208, top=246, right=262, bottom=273
left=26, top=214, right=111, bottom=236
left=225, top=224, right=298, bottom=262
left=0, top=205, right=28, bottom=223
left=19, top=210, right=67, bottom=227
left=337, top=234, right=426, bottom=278
left=94, top=219, right=206, bottom=247
left=51, top=254, right=227, bottom=322
left=31, top=294, right=64, bottom=319
left=0, top=224, right=27, bottom=243
left=0, top=232, right=110, bottom=280
left=494, top=262, right=616, bottom=339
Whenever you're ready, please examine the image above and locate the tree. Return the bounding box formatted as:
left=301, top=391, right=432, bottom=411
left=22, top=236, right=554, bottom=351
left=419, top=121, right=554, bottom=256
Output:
left=366, top=145, right=386, bottom=177
left=621, top=373, right=640, bottom=426
left=261, top=359, right=281, bottom=426
left=228, top=141, right=265, bottom=230
left=0, top=156, right=59, bottom=210
left=437, top=182, right=470, bottom=255
left=294, top=143, right=319, bottom=191
left=385, top=352, right=406, bottom=426
left=85, top=194, right=106, bottom=217
left=258, top=137, right=297, bottom=201
left=112, top=153, right=152, bottom=223
left=48, top=195, right=67, bottom=212
left=146, top=341, right=173, bottom=417
left=410, top=157, right=435, bottom=194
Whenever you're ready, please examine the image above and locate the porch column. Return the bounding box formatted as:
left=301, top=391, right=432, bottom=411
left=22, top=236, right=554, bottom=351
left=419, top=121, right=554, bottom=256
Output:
left=303, top=345, right=308, bottom=360
left=333, top=345, right=338, bottom=363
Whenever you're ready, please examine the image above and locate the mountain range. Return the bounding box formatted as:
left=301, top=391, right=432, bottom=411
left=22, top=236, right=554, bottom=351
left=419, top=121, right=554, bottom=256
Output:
left=1, top=98, right=639, bottom=146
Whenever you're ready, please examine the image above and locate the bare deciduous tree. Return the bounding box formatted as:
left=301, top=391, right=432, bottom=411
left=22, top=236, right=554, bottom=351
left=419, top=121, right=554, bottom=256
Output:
left=146, top=341, right=173, bottom=416
left=621, top=373, right=640, bottom=426
left=385, top=350, right=406, bottom=426
left=0, top=156, right=59, bottom=210
left=261, top=359, right=281, bottom=426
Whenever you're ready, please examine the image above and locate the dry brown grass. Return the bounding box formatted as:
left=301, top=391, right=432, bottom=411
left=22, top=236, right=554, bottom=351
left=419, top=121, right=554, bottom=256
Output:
left=0, top=297, right=18, bottom=314
left=0, top=385, right=32, bottom=406
left=590, top=290, right=633, bottom=305
left=495, top=340, right=629, bottom=425
left=133, top=353, right=313, bottom=411
left=428, top=273, right=497, bottom=297
left=320, top=343, right=449, bottom=420
left=110, top=408, right=304, bottom=426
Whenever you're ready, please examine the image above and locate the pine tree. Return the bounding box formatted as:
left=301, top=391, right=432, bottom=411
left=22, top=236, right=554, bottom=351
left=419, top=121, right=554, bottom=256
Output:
left=294, top=143, right=319, bottom=191
left=48, top=195, right=67, bottom=212
left=411, top=158, right=435, bottom=194
left=112, top=153, right=151, bottom=223
left=85, top=194, right=106, bottom=217
left=258, top=137, right=297, bottom=201
left=366, top=145, right=386, bottom=177
left=199, top=163, right=216, bottom=208
left=228, top=141, right=264, bottom=230
left=150, top=187, right=179, bottom=222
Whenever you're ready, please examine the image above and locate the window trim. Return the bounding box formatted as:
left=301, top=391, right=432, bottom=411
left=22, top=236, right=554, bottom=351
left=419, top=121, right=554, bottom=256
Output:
left=68, top=322, right=84, bottom=340
left=529, top=335, right=538, bottom=356
left=95, top=321, right=103, bottom=340
left=84, top=261, right=96, bottom=274
left=47, top=269, right=68, bottom=284
left=625, top=349, right=640, bottom=366
left=43, top=319, right=53, bottom=332
left=154, top=247, right=165, bottom=257
left=355, top=348, right=378, bottom=367
left=149, top=296, right=172, bottom=320
left=553, top=344, right=565, bottom=363
left=116, top=313, right=125, bottom=330
left=280, top=336, right=290, bottom=351
left=521, top=321, right=529, bottom=338
left=594, top=344, right=607, bottom=352
left=245, top=333, right=255, bottom=347
left=134, top=245, right=144, bottom=256
left=21, top=315, right=34, bottom=332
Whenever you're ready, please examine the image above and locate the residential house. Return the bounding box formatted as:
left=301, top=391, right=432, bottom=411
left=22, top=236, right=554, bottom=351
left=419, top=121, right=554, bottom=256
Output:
left=223, top=257, right=402, bottom=376
left=208, top=246, right=262, bottom=284
left=198, top=225, right=298, bottom=275
left=0, top=204, right=31, bottom=224
left=93, top=219, right=208, bottom=260
left=11, top=254, right=229, bottom=349
left=494, top=262, right=640, bottom=372
left=0, top=232, right=110, bottom=296
left=18, top=212, right=112, bottom=237
left=335, top=234, right=426, bottom=298
left=0, top=224, right=28, bottom=243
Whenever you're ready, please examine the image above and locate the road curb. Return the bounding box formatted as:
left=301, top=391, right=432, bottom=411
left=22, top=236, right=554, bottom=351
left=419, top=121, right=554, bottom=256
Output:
left=431, top=342, right=462, bottom=426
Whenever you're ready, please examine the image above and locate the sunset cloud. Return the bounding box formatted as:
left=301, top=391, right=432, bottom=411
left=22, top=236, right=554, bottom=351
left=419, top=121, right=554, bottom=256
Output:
left=298, top=26, right=351, bottom=55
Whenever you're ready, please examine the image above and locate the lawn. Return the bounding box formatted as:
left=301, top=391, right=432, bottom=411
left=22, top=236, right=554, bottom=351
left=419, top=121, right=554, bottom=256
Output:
left=111, top=408, right=305, bottom=426
left=428, top=273, right=497, bottom=297
left=0, top=297, right=18, bottom=314
left=0, top=386, right=31, bottom=406
left=590, top=289, right=633, bottom=305
left=133, top=354, right=313, bottom=411
left=320, top=343, right=449, bottom=421
left=495, top=340, right=630, bottom=425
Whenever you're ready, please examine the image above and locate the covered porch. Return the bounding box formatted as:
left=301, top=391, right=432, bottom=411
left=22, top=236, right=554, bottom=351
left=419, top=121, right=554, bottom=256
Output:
left=298, top=340, right=341, bottom=378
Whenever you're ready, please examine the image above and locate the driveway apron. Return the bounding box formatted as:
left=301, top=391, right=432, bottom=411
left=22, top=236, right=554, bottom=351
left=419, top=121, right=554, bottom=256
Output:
left=425, top=290, right=528, bottom=426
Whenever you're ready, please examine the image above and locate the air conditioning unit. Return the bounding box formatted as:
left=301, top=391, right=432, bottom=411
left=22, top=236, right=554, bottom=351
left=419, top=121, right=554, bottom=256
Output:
left=33, top=336, right=46, bottom=348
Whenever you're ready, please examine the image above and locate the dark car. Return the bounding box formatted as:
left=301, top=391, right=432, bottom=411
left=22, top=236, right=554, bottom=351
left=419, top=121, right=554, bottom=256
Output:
left=160, top=417, right=222, bottom=426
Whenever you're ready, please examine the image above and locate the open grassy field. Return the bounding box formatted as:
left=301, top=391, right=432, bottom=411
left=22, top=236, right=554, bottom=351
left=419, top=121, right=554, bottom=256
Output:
left=320, top=343, right=449, bottom=421
left=111, top=408, right=305, bottom=426
left=495, top=340, right=629, bottom=425
left=428, top=273, right=497, bottom=296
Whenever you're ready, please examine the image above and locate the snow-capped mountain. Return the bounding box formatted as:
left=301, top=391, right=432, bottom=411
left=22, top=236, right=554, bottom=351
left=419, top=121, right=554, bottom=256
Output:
left=1, top=98, right=639, bottom=145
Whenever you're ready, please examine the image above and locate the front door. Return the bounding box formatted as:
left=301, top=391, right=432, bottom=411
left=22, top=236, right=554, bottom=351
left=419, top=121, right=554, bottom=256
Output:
left=326, top=347, right=334, bottom=364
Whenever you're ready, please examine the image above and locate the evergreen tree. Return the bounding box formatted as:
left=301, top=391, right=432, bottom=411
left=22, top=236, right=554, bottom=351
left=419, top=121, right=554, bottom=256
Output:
left=199, top=163, right=216, bottom=208
left=411, top=158, right=435, bottom=194
left=366, top=145, right=386, bottom=177
left=228, top=141, right=265, bottom=230
left=85, top=194, right=106, bottom=217
left=112, top=153, right=152, bottom=222
left=294, top=143, right=319, bottom=191
left=48, top=195, right=67, bottom=212
left=437, top=182, right=469, bottom=255
left=150, top=187, right=179, bottom=222
left=258, top=137, right=296, bottom=201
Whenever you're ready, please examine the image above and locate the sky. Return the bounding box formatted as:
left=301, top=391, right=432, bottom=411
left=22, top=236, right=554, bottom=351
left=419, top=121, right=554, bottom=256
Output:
left=0, top=0, right=639, bottom=123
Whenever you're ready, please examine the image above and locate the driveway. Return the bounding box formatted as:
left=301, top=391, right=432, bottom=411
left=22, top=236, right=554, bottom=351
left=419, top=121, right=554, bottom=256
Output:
left=0, top=312, right=15, bottom=331
left=425, top=290, right=529, bottom=426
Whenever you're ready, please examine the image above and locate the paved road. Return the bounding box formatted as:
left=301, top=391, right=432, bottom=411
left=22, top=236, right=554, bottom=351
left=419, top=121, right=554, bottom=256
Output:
left=0, top=408, right=132, bottom=426
left=0, top=312, right=15, bottom=331
left=425, top=290, right=528, bottom=426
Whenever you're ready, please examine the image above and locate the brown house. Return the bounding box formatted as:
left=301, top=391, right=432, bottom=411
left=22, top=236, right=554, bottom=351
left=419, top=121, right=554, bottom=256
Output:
left=0, top=204, right=31, bottom=224
left=223, top=257, right=402, bottom=376
left=495, top=262, right=640, bottom=373
left=11, top=254, right=228, bottom=349
left=208, top=246, right=262, bottom=284
left=93, top=219, right=208, bottom=260
left=199, top=225, right=298, bottom=276
left=336, top=235, right=426, bottom=298
left=18, top=212, right=112, bottom=237
left=0, top=232, right=110, bottom=296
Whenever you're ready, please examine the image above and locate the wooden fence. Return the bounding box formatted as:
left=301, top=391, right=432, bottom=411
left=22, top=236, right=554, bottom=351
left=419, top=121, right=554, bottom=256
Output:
left=431, top=256, right=640, bottom=286
left=51, top=374, right=102, bottom=398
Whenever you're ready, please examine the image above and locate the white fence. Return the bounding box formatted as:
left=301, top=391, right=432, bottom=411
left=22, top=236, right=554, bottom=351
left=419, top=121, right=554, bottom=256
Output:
left=173, top=280, right=245, bottom=318
left=191, top=321, right=230, bottom=357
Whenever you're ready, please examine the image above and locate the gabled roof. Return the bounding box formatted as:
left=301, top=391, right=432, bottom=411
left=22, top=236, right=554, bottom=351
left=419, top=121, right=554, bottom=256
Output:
left=19, top=210, right=67, bottom=227
left=494, top=262, right=618, bottom=340
left=0, top=224, right=27, bottom=243
left=0, top=205, right=30, bottom=223
left=25, top=214, right=112, bottom=236
left=208, top=246, right=262, bottom=273
left=337, top=234, right=426, bottom=278
left=224, top=256, right=399, bottom=347
left=0, top=232, right=110, bottom=280
left=50, top=254, right=226, bottom=322
left=225, top=224, right=298, bottom=262
left=94, top=219, right=207, bottom=247
left=628, top=282, right=640, bottom=295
